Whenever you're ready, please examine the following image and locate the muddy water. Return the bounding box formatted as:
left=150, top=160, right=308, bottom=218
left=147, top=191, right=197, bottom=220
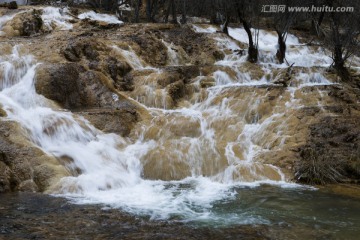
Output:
left=1, top=185, right=359, bottom=240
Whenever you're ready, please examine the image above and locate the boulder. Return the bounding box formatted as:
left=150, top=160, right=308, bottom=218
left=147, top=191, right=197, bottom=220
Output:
left=36, top=63, right=133, bottom=110
left=35, top=63, right=144, bottom=137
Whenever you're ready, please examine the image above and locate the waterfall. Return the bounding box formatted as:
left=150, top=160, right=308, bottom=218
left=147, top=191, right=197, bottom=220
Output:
left=0, top=20, right=338, bottom=222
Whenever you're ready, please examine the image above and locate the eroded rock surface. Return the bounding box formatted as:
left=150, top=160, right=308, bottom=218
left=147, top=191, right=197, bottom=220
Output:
left=0, top=120, right=70, bottom=193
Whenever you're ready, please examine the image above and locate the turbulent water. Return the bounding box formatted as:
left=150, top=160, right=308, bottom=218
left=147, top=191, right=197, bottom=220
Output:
left=1, top=9, right=359, bottom=236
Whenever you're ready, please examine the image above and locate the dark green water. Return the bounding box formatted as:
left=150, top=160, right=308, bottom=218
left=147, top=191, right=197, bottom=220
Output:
left=193, top=185, right=360, bottom=239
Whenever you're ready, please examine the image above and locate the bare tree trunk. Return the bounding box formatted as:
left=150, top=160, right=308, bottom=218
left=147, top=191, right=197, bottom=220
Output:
left=170, top=0, right=177, bottom=24
left=222, top=16, right=229, bottom=35
left=134, top=0, right=141, bottom=22
left=276, top=30, right=286, bottom=64
left=210, top=0, right=218, bottom=24
left=164, top=0, right=177, bottom=23
left=236, top=5, right=258, bottom=63
left=180, top=0, right=186, bottom=24
left=146, top=0, right=152, bottom=21
left=151, top=0, right=158, bottom=22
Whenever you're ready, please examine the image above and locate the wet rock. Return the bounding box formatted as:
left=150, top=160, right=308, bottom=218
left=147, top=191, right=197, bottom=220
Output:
left=142, top=147, right=191, bottom=181
left=167, top=80, right=185, bottom=102
left=272, top=65, right=293, bottom=87
left=131, top=32, right=168, bottom=66
left=328, top=87, right=355, bottom=104
left=80, top=109, right=138, bottom=137
left=0, top=161, right=11, bottom=192
left=0, top=107, right=7, bottom=117
left=33, top=164, right=58, bottom=192
left=63, top=43, right=83, bottom=62
left=200, top=77, right=216, bottom=88
left=36, top=63, right=132, bottom=110
left=63, top=39, right=104, bottom=62
left=18, top=179, right=39, bottom=192
left=164, top=65, right=201, bottom=83
left=0, top=120, right=70, bottom=193
left=35, top=63, right=84, bottom=109
left=35, top=63, right=143, bottom=137
left=107, top=57, right=133, bottom=91
left=212, top=50, right=225, bottom=61
left=1, top=9, right=43, bottom=37
left=162, top=26, right=218, bottom=65
left=22, top=10, right=43, bottom=36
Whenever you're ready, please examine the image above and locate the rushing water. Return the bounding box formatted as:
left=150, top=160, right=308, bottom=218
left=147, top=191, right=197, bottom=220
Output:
left=1, top=10, right=360, bottom=238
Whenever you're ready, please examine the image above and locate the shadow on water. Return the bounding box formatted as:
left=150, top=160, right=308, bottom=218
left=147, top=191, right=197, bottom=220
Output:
left=1, top=185, right=359, bottom=240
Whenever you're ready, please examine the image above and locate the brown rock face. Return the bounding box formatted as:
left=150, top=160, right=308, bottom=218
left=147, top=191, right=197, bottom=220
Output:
left=35, top=63, right=84, bottom=109
left=63, top=40, right=100, bottom=62
left=107, top=57, right=133, bottom=91
left=34, top=62, right=143, bottom=138
left=296, top=116, right=360, bottom=184
left=79, top=108, right=138, bottom=137
left=0, top=161, right=11, bottom=192
left=131, top=31, right=168, bottom=66
left=35, top=63, right=135, bottom=110
left=162, top=26, right=218, bottom=65
left=0, top=121, right=70, bottom=193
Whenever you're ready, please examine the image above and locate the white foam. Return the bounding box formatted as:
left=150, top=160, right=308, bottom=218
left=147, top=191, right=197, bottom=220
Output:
left=112, top=45, right=146, bottom=69
left=78, top=11, right=123, bottom=24
left=41, top=7, right=73, bottom=30
left=228, top=27, right=333, bottom=67
left=192, top=24, right=218, bottom=33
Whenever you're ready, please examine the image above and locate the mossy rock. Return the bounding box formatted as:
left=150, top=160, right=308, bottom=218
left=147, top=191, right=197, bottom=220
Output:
left=0, top=108, right=7, bottom=117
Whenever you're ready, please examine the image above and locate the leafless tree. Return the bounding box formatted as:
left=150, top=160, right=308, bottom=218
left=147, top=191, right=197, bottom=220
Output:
left=327, top=1, right=360, bottom=80
left=235, top=0, right=260, bottom=63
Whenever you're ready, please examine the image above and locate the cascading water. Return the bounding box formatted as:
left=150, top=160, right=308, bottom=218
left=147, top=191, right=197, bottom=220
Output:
left=0, top=22, right=341, bottom=225
left=0, top=45, right=293, bottom=223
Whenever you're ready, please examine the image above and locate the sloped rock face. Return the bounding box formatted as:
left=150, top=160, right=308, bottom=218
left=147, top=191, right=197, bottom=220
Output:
left=162, top=26, right=219, bottom=65
left=294, top=82, right=360, bottom=184
left=34, top=62, right=142, bottom=137
left=0, top=121, right=70, bottom=193
left=35, top=63, right=136, bottom=110
left=79, top=108, right=138, bottom=137
left=130, top=30, right=168, bottom=66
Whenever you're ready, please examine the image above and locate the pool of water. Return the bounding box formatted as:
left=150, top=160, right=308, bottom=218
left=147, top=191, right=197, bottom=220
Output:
left=193, top=184, right=360, bottom=239
left=1, top=184, right=358, bottom=239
